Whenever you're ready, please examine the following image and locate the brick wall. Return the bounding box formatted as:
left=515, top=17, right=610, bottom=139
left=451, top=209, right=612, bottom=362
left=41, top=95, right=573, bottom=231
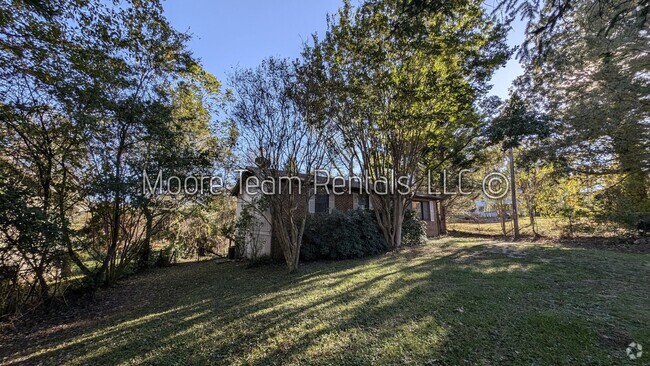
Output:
left=334, top=193, right=354, bottom=211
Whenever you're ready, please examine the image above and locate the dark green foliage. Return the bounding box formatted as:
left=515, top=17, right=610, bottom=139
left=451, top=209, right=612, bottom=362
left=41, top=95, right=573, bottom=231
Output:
left=595, top=178, right=650, bottom=229
left=0, top=0, right=232, bottom=317
left=499, top=1, right=649, bottom=230
left=298, top=0, right=510, bottom=249
left=301, top=209, right=427, bottom=261
left=486, top=93, right=551, bottom=151
left=400, top=209, right=427, bottom=246
left=155, top=246, right=178, bottom=267
left=301, top=210, right=388, bottom=261
left=234, top=205, right=258, bottom=260
left=0, top=172, right=61, bottom=313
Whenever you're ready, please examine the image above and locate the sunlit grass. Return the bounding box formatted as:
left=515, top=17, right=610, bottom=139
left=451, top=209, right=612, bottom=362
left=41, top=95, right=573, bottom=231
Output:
left=1, top=237, right=648, bottom=365
left=448, top=217, right=627, bottom=238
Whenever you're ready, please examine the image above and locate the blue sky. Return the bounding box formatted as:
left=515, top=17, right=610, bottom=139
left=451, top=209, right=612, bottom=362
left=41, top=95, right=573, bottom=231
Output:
left=164, top=0, right=525, bottom=99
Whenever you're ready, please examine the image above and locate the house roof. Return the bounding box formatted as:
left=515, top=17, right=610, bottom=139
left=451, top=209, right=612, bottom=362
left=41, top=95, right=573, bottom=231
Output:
left=231, top=167, right=443, bottom=201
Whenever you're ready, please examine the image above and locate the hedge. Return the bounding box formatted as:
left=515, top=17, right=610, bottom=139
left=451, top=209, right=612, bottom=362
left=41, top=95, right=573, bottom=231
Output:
left=300, top=208, right=426, bottom=261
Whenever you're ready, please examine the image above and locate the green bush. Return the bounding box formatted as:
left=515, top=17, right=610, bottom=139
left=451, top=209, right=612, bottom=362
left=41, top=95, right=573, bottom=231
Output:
left=301, top=208, right=427, bottom=261
left=301, top=209, right=388, bottom=261
left=401, top=209, right=427, bottom=246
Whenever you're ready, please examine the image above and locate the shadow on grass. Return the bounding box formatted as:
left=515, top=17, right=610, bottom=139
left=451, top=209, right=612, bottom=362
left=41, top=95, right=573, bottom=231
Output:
left=1, top=241, right=648, bottom=365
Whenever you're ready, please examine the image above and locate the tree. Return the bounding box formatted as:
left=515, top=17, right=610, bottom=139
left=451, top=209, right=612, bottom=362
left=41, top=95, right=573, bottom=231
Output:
left=0, top=164, right=61, bottom=307
left=486, top=93, right=551, bottom=239
left=0, top=0, right=231, bottom=312
left=299, top=0, right=510, bottom=249
left=516, top=159, right=555, bottom=236
left=499, top=0, right=650, bottom=228
left=494, top=0, right=649, bottom=63
left=230, top=58, right=328, bottom=272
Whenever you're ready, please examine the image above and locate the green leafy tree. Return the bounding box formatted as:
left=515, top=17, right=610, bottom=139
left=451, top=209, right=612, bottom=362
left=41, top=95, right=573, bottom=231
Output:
left=299, top=0, right=510, bottom=249
left=516, top=159, right=555, bottom=235
left=486, top=93, right=551, bottom=238
left=0, top=166, right=61, bottom=308
left=500, top=0, right=650, bottom=228
left=0, top=0, right=232, bottom=310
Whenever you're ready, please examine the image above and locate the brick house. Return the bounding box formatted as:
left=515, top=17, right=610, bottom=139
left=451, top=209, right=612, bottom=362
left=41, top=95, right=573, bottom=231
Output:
left=232, top=168, right=445, bottom=259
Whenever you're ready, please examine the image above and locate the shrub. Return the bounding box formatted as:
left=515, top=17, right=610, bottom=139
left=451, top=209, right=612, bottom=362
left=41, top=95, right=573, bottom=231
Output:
left=401, top=209, right=427, bottom=246
left=301, top=210, right=388, bottom=261
left=301, top=208, right=428, bottom=261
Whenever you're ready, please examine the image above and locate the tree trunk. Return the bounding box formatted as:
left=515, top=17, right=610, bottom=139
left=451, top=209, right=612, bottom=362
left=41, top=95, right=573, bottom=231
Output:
left=528, top=202, right=537, bottom=236
left=509, top=148, right=520, bottom=240
left=391, top=199, right=404, bottom=250
left=272, top=204, right=301, bottom=273
left=59, top=162, right=93, bottom=278
left=96, top=125, right=127, bottom=286
left=138, top=205, right=153, bottom=270
left=439, top=204, right=448, bottom=235
left=34, top=257, right=50, bottom=306
left=498, top=201, right=507, bottom=237
left=371, top=194, right=406, bottom=251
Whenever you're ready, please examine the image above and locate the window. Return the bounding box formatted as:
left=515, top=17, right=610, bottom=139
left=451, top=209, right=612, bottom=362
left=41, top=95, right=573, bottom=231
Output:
left=412, top=201, right=422, bottom=218
left=358, top=194, right=369, bottom=209
left=315, top=193, right=329, bottom=213
left=421, top=201, right=431, bottom=221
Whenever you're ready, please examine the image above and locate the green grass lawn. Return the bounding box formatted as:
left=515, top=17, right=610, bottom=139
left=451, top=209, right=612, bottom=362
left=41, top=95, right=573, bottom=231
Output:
left=1, top=237, right=648, bottom=365
left=448, top=217, right=627, bottom=238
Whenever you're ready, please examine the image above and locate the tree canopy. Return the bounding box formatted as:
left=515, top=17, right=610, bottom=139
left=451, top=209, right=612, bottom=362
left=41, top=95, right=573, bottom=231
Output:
left=297, top=0, right=510, bottom=249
